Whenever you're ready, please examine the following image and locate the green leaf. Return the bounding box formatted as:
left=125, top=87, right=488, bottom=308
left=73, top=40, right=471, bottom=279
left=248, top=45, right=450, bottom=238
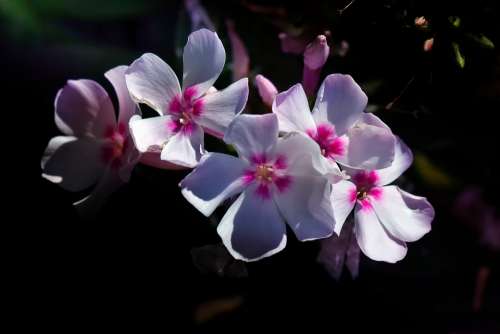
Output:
left=467, top=33, right=495, bottom=49
left=414, top=153, right=456, bottom=189
left=452, top=42, right=465, bottom=69
left=448, top=16, right=461, bottom=28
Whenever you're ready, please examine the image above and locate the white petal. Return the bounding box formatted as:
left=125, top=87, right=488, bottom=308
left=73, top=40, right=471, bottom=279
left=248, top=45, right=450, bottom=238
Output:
left=275, top=175, right=335, bottom=241
left=55, top=79, right=116, bottom=137
left=105, top=65, right=140, bottom=126
left=41, top=136, right=106, bottom=192
left=180, top=153, right=248, bottom=216
left=161, top=125, right=204, bottom=167
left=354, top=204, right=407, bottom=263
left=337, top=122, right=395, bottom=170
left=312, top=74, right=367, bottom=136
left=331, top=179, right=357, bottom=235
left=125, top=53, right=181, bottom=115
left=371, top=186, right=433, bottom=242
left=196, top=78, right=249, bottom=138
left=272, top=83, right=315, bottom=133
left=217, top=189, right=287, bottom=262
left=128, top=115, right=174, bottom=152
left=182, top=29, right=225, bottom=96
left=224, top=113, right=278, bottom=161
left=376, top=136, right=413, bottom=186
left=356, top=112, right=391, bottom=131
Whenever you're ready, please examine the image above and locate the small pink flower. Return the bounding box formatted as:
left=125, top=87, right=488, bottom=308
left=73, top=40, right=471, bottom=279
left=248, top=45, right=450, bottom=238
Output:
left=180, top=114, right=340, bottom=261
left=254, top=74, right=278, bottom=107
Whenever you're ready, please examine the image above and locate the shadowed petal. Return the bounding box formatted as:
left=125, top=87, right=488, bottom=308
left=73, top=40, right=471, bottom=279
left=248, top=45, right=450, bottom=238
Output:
left=105, top=65, right=139, bottom=126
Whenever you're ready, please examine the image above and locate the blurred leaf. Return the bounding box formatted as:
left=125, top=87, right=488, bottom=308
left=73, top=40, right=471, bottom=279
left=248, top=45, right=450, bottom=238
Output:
left=195, top=296, right=244, bottom=324
left=448, top=16, right=461, bottom=28
left=452, top=42, right=465, bottom=69
left=467, top=33, right=495, bottom=49
left=414, top=153, right=456, bottom=188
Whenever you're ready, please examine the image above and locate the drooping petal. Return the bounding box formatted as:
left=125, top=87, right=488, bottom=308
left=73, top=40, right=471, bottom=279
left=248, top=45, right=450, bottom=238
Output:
left=217, top=189, right=287, bottom=261
left=161, top=124, right=204, bottom=167
left=272, top=84, right=315, bottom=133
left=180, top=153, right=248, bottom=216
left=128, top=115, right=174, bottom=153
left=371, top=186, right=433, bottom=242
left=376, top=136, right=413, bottom=186
left=354, top=204, right=407, bottom=263
left=224, top=113, right=278, bottom=161
left=337, top=122, right=395, bottom=170
left=275, top=174, right=335, bottom=241
left=331, top=179, right=357, bottom=235
left=196, top=78, right=249, bottom=138
left=312, top=74, right=368, bottom=136
left=41, top=136, right=106, bottom=192
left=55, top=79, right=116, bottom=137
left=125, top=53, right=181, bottom=115
left=182, top=29, right=225, bottom=96
left=105, top=65, right=139, bottom=126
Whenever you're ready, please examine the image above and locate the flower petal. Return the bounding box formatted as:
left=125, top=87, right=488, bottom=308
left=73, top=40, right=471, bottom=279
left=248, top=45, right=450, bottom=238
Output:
left=357, top=112, right=391, bottom=131
left=217, top=189, right=287, bottom=261
left=180, top=153, right=248, bottom=216
left=105, top=65, right=139, bottom=126
left=331, top=179, right=357, bottom=235
left=196, top=78, right=249, bottom=138
left=41, top=136, right=106, bottom=192
left=275, top=175, right=334, bottom=241
left=161, top=124, right=204, bottom=167
left=371, top=186, right=433, bottom=242
left=337, top=122, right=395, bottom=170
left=128, top=115, right=174, bottom=153
left=312, top=74, right=367, bottom=136
left=55, top=79, right=116, bottom=137
left=354, top=204, right=407, bottom=263
left=125, top=53, right=181, bottom=115
left=224, top=113, right=278, bottom=161
left=272, top=83, right=316, bottom=133
left=182, top=29, right=225, bottom=96
left=376, top=136, right=413, bottom=186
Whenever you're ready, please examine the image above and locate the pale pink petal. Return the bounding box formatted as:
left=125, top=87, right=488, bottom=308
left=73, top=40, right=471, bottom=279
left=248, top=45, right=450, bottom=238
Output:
left=354, top=204, right=408, bottom=263
left=182, top=29, right=225, bottom=96
left=356, top=112, right=391, bottom=131
left=272, top=84, right=316, bottom=133
left=196, top=78, right=249, bottom=138
left=41, top=136, right=106, bottom=192
left=125, top=53, right=181, bottom=115
left=128, top=115, right=174, bottom=153
left=312, top=74, right=368, bottom=136
left=254, top=74, right=278, bottom=107
left=224, top=114, right=278, bottom=161
left=217, top=189, right=287, bottom=262
left=376, top=137, right=413, bottom=186
left=161, top=124, right=204, bottom=167
left=226, top=20, right=250, bottom=81
left=105, top=65, right=139, bottom=126
left=371, top=186, right=433, bottom=242
left=55, top=79, right=116, bottom=137
left=180, top=153, right=248, bottom=216
left=331, top=179, right=357, bottom=235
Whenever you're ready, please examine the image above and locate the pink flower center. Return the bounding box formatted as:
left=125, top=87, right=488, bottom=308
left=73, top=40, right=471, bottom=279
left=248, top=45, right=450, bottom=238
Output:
left=307, top=124, right=346, bottom=160
left=167, top=86, right=204, bottom=135
left=102, top=123, right=129, bottom=168
left=349, top=170, right=382, bottom=210
left=243, top=154, right=292, bottom=199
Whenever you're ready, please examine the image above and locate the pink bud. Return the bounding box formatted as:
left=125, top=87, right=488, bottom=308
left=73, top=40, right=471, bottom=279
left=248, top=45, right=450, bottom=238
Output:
left=424, top=38, right=434, bottom=52
left=226, top=20, right=250, bottom=81
left=254, top=74, right=278, bottom=107
left=303, top=35, right=330, bottom=70
left=414, top=16, right=428, bottom=28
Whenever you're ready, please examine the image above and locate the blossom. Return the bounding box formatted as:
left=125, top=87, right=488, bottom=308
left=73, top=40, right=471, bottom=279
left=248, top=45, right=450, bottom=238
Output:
left=41, top=66, right=140, bottom=215
left=180, top=114, right=340, bottom=261
left=126, top=29, right=249, bottom=168
left=273, top=73, right=395, bottom=170
left=254, top=74, right=278, bottom=107
left=330, top=137, right=434, bottom=263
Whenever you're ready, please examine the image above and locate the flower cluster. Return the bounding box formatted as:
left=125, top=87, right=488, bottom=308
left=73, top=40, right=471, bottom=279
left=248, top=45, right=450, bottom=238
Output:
left=42, top=28, right=434, bottom=265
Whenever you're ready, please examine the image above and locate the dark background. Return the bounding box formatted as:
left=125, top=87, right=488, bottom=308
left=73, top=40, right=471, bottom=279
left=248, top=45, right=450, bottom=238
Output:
left=4, top=0, right=499, bottom=331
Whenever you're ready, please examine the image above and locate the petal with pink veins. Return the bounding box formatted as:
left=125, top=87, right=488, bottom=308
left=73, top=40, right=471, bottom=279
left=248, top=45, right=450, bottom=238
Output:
left=180, top=153, right=249, bottom=216
left=182, top=29, right=225, bottom=97
left=105, top=65, right=139, bottom=126
left=371, top=186, right=433, bottom=242
left=125, top=53, right=181, bottom=115
left=331, top=179, right=357, bottom=235
left=161, top=124, right=204, bottom=167
left=273, top=84, right=315, bottom=133
left=55, top=79, right=116, bottom=137
left=217, top=188, right=287, bottom=262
